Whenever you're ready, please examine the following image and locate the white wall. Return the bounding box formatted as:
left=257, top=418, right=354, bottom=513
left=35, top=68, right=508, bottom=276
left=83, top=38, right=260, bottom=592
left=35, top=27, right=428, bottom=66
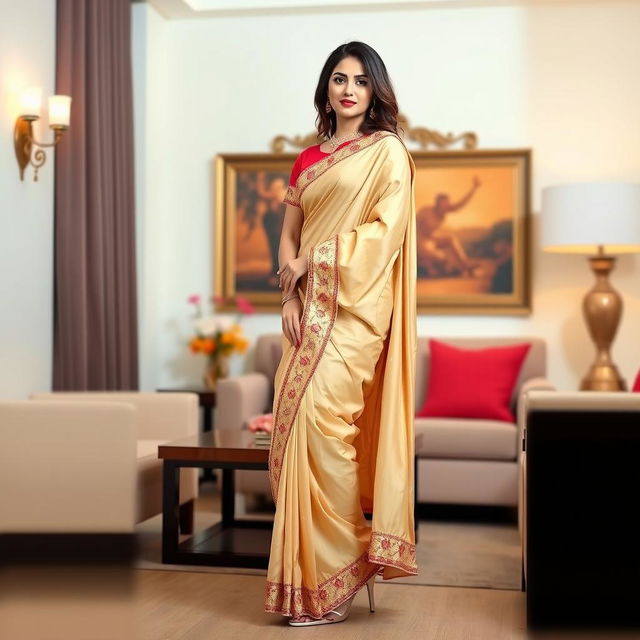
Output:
left=133, top=1, right=640, bottom=391
left=133, top=3, right=171, bottom=391
left=0, top=0, right=56, bottom=398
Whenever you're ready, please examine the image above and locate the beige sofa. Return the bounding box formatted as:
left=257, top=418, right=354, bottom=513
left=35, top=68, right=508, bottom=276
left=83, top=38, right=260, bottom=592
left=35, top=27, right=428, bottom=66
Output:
left=0, top=400, right=137, bottom=537
left=216, top=334, right=553, bottom=508
left=30, top=392, right=199, bottom=531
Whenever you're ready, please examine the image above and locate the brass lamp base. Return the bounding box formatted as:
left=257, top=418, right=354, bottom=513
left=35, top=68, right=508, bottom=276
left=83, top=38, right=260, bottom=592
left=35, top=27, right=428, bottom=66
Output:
left=580, top=363, right=626, bottom=391
left=579, top=255, right=627, bottom=391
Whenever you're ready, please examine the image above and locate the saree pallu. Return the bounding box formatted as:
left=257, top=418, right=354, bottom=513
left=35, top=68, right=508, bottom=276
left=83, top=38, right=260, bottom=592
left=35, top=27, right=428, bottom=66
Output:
left=265, top=130, right=417, bottom=618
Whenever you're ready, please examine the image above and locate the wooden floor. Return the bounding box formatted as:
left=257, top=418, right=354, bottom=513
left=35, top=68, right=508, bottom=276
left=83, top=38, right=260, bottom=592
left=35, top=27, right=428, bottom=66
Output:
left=136, top=569, right=526, bottom=639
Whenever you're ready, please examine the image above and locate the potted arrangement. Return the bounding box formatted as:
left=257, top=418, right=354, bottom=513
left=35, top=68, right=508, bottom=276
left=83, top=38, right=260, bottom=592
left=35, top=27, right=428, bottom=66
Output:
left=187, top=294, right=254, bottom=390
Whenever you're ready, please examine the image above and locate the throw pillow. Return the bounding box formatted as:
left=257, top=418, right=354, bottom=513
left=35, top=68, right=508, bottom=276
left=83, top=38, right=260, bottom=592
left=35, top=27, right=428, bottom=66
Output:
left=417, top=339, right=532, bottom=423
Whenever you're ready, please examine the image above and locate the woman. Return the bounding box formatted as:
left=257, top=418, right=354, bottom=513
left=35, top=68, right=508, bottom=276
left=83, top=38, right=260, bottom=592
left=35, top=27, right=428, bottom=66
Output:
left=264, top=41, right=417, bottom=627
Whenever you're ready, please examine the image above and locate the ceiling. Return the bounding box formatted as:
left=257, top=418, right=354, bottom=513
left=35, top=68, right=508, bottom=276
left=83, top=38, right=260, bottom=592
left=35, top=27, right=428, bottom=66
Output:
left=144, top=0, right=535, bottom=19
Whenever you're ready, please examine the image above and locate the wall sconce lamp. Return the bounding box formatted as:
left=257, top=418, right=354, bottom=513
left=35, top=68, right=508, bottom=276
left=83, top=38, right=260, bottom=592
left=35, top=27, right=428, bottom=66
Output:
left=14, top=87, right=71, bottom=182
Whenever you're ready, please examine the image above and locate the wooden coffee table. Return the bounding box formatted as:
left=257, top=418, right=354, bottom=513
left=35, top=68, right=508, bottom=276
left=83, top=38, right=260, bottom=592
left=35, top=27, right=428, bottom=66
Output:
left=158, top=430, right=271, bottom=568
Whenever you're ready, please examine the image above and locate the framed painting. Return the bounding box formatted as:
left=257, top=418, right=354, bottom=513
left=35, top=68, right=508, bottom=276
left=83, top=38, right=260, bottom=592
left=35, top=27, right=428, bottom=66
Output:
left=214, top=148, right=531, bottom=314
left=413, top=149, right=531, bottom=314
left=214, top=153, right=296, bottom=311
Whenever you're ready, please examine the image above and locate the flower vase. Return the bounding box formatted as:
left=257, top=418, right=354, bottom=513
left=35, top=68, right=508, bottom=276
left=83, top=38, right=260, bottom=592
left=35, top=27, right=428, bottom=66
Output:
left=203, top=354, right=230, bottom=391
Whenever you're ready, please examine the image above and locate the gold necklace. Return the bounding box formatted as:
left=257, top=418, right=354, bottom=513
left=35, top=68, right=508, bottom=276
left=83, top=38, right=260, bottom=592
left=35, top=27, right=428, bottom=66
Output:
left=328, top=131, right=363, bottom=151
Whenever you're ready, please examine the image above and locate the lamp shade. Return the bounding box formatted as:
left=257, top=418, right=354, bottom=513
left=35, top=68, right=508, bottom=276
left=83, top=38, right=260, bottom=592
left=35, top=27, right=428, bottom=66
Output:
left=19, top=87, right=42, bottom=117
left=541, top=182, right=640, bottom=254
left=48, top=95, right=71, bottom=127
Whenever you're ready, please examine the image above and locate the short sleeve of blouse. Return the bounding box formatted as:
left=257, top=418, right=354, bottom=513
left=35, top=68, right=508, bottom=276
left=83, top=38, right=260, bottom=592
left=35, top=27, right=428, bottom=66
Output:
left=283, top=151, right=304, bottom=208
left=288, top=152, right=303, bottom=187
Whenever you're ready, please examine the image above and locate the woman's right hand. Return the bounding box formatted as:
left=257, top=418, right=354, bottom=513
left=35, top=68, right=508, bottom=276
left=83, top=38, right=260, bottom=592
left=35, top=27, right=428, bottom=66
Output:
left=282, top=297, right=302, bottom=348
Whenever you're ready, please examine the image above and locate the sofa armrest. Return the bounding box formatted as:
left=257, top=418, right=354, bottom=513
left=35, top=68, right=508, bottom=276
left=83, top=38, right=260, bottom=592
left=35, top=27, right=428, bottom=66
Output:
left=516, top=377, right=556, bottom=449
left=516, top=377, right=555, bottom=553
left=0, top=401, right=137, bottom=533
left=215, top=373, right=271, bottom=430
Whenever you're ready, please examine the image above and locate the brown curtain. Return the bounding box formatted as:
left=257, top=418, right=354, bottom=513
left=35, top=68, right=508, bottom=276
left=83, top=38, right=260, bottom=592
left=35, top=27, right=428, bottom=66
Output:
left=53, top=0, right=138, bottom=390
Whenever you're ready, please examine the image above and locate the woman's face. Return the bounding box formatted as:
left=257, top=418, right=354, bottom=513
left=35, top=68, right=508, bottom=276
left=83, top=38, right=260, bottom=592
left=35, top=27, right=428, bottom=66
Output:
left=327, top=55, right=373, bottom=122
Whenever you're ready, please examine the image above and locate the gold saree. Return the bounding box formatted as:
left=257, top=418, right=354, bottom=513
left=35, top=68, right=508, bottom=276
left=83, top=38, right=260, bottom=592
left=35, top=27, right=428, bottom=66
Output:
left=265, top=130, right=417, bottom=618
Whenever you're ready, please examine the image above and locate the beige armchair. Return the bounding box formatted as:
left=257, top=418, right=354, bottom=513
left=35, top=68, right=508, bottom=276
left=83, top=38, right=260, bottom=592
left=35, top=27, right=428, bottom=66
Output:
left=217, top=334, right=554, bottom=509
left=30, top=392, right=199, bottom=532
left=414, top=337, right=553, bottom=507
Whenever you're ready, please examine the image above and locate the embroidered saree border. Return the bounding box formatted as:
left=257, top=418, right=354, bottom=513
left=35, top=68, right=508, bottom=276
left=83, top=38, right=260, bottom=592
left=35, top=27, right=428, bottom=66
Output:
left=369, top=531, right=418, bottom=575
left=282, top=130, right=392, bottom=208
left=265, top=550, right=378, bottom=618
left=283, top=185, right=299, bottom=207
left=268, top=234, right=340, bottom=503
left=264, top=531, right=417, bottom=617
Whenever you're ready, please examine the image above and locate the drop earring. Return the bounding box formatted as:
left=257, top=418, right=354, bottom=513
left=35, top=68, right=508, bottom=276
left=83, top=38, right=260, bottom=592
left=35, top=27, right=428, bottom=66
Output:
left=325, top=99, right=332, bottom=114
left=369, top=102, right=376, bottom=119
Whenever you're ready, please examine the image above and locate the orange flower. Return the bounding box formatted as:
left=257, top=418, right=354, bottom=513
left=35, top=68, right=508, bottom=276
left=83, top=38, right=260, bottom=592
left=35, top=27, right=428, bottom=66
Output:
left=220, top=331, right=235, bottom=345
left=189, top=337, right=203, bottom=353
left=234, top=336, right=249, bottom=353
left=202, top=338, right=215, bottom=354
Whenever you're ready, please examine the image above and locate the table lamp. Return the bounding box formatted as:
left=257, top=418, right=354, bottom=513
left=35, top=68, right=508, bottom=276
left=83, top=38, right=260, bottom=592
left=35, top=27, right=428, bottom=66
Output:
left=541, top=182, right=640, bottom=390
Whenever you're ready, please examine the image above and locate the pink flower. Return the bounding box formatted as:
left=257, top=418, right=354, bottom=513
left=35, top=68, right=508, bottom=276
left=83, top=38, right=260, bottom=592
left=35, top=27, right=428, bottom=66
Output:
left=310, top=323, right=321, bottom=334
left=319, top=261, right=329, bottom=271
left=350, top=566, right=359, bottom=577
left=247, top=413, right=273, bottom=433
left=334, top=578, right=343, bottom=588
left=319, top=589, right=328, bottom=600
left=187, top=294, right=201, bottom=305
left=317, top=292, right=328, bottom=303
left=381, top=538, right=391, bottom=550
left=299, top=356, right=309, bottom=366
left=235, top=295, right=255, bottom=315
left=287, top=389, right=296, bottom=399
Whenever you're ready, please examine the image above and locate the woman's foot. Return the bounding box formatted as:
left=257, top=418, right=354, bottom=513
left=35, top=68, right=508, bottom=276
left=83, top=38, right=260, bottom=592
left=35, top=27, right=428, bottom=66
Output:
left=288, top=596, right=354, bottom=626
left=287, top=575, right=375, bottom=627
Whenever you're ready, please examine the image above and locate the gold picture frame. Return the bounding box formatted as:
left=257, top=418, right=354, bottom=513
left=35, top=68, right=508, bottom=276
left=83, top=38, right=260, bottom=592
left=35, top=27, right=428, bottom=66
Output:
left=412, top=148, right=531, bottom=315
left=214, top=153, right=296, bottom=312
left=214, top=148, right=531, bottom=314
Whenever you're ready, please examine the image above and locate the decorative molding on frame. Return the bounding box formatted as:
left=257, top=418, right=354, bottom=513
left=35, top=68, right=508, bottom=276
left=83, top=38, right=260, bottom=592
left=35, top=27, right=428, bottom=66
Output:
left=270, top=113, right=477, bottom=152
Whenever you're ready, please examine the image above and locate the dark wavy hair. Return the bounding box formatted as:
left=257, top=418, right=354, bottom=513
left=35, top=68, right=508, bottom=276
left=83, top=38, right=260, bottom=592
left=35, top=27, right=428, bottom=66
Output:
left=313, top=41, right=399, bottom=140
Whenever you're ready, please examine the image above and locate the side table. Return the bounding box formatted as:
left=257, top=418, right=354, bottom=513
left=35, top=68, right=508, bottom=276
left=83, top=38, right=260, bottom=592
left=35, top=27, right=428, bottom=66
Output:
left=159, top=431, right=271, bottom=568
left=158, top=387, right=217, bottom=482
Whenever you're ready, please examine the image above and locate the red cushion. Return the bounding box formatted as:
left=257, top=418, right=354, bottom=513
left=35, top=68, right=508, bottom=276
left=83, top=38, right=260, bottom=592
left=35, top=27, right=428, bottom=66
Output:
left=632, top=370, right=640, bottom=392
left=417, top=340, right=532, bottom=423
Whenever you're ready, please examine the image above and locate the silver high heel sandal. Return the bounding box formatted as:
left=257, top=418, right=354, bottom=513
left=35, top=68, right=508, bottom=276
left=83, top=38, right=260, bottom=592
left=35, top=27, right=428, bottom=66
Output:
left=288, top=574, right=376, bottom=627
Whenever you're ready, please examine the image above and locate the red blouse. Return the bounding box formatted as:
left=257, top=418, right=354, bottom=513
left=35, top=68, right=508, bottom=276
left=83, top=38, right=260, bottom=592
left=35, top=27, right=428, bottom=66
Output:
left=288, top=140, right=355, bottom=187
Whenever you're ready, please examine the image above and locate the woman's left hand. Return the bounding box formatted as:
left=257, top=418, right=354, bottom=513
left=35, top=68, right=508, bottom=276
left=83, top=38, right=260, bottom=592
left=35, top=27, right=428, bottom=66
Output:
left=278, top=256, right=308, bottom=297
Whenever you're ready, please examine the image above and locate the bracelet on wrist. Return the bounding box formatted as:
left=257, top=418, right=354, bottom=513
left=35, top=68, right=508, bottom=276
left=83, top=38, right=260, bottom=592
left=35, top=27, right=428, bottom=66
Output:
left=281, top=295, right=299, bottom=306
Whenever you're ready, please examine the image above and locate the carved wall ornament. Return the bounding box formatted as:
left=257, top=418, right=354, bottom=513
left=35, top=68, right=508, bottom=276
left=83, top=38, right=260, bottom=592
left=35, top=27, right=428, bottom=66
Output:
left=270, top=113, right=477, bottom=152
